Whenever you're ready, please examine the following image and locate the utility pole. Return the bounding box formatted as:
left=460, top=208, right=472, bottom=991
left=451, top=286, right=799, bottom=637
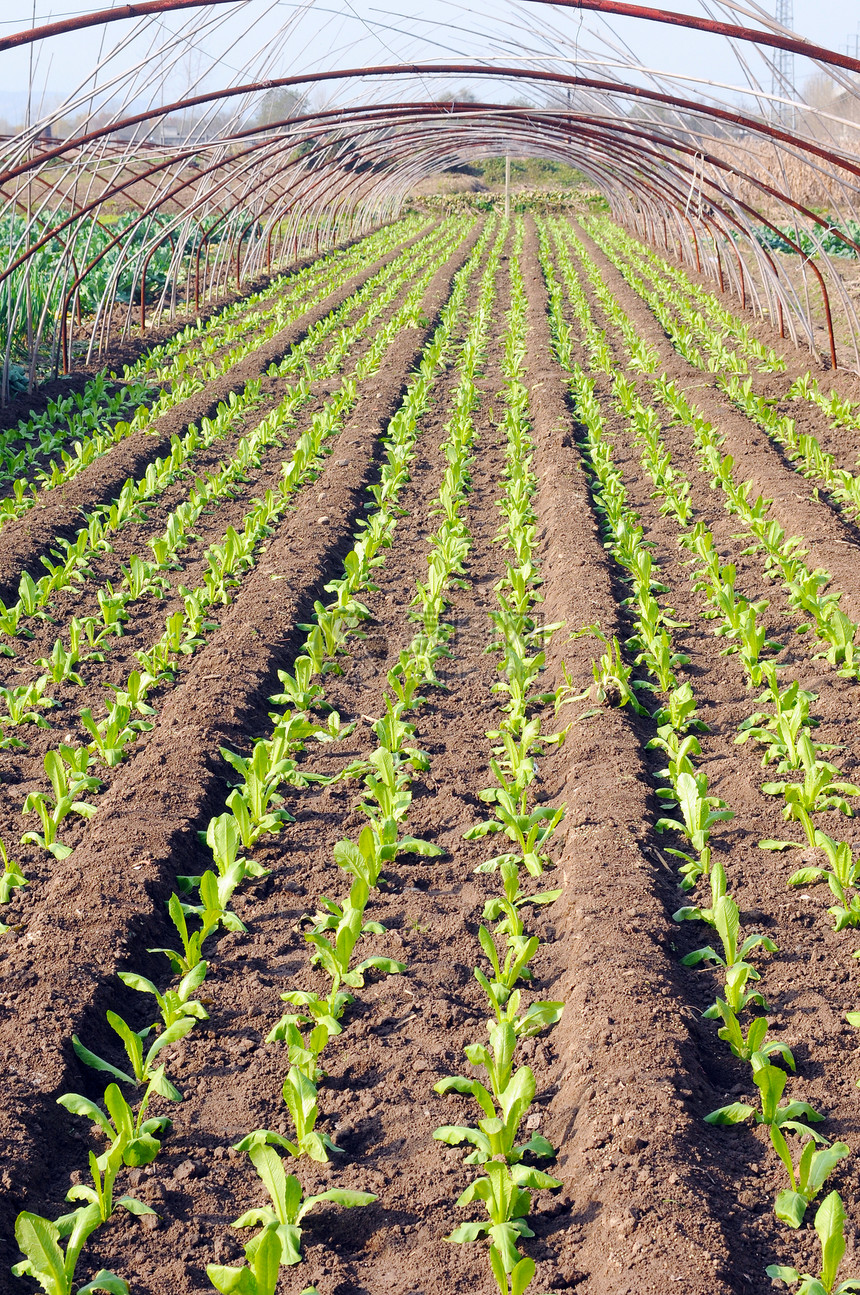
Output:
left=505, top=154, right=510, bottom=222
left=772, top=0, right=795, bottom=128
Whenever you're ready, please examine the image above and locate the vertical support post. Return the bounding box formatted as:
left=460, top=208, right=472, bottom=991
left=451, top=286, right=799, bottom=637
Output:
left=505, top=155, right=510, bottom=222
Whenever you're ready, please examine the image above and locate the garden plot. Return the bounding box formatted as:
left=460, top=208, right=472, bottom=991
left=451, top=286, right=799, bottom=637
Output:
left=6, top=208, right=860, bottom=1295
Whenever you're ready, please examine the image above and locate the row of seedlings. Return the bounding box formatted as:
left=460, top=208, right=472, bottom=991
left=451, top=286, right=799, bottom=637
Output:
left=554, top=219, right=860, bottom=692
left=7, top=217, right=497, bottom=1295
left=0, top=215, right=469, bottom=684
left=543, top=216, right=860, bottom=1290
left=130, top=213, right=429, bottom=382
left=630, top=233, right=860, bottom=432
left=0, top=216, right=446, bottom=533
left=0, top=218, right=475, bottom=911
left=583, top=220, right=860, bottom=522
left=0, top=213, right=428, bottom=510
left=0, top=214, right=467, bottom=693
left=436, top=217, right=567, bottom=1295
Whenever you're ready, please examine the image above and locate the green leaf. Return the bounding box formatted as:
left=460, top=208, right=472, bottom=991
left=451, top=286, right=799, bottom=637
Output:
left=77, top=1275, right=130, bottom=1295
left=303, top=1189, right=377, bottom=1211
left=511, top=1254, right=537, bottom=1295
left=446, top=1221, right=488, bottom=1244
left=758, top=839, right=802, bottom=852
left=704, top=1102, right=755, bottom=1125
left=116, top=1196, right=157, bottom=1217
left=788, top=868, right=827, bottom=887
left=817, top=1191, right=847, bottom=1293
left=765, top=1265, right=802, bottom=1282
left=71, top=1035, right=134, bottom=1086
left=775, top=1189, right=808, bottom=1229
left=13, top=1213, right=67, bottom=1295
left=205, top=1264, right=257, bottom=1294
left=56, top=1093, right=113, bottom=1139
left=250, top=1223, right=281, bottom=1295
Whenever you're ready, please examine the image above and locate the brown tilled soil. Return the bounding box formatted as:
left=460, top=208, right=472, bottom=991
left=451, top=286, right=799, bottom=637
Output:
left=4, top=209, right=860, bottom=1295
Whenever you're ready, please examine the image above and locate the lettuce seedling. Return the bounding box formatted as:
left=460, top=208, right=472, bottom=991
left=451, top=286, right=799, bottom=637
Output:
left=706, top=1062, right=825, bottom=1140
left=302, top=894, right=385, bottom=939
left=220, top=745, right=293, bottom=840
left=80, top=705, right=145, bottom=768
left=0, top=832, right=27, bottom=903
left=386, top=654, right=427, bottom=711
left=207, top=1220, right=280, bottom=1295
left=434, top=1038, right=554, bottom=1165
left=478, top=925, right=539, bottom=993
left=655, top=769, right=733, bottom=889
left=766, top=1191, right=860, bottom=1293
left=236, top=1068, right=342, bottom=1163
left=12, top=1206, right=128, bottom=1295
left=274, top=1020, right=330, bottom=1082
left=22, top=750, right=101, bottom=857
left=269, top=658, right=328, bottom=712
left=267, top=989, right=351, bottom=1044
left=232, top=1143, right=376, bottom=1265
left=476, top=976, right=564, bottom=1037
left=481, top=861, right=561, bottom=936
left=466, top=792, right=565, bottom=877
left=771, top=1130, right=850, bottom=1229
left=118, top=961, right=209, bottom=1031
left=684, top=894, right=777, bottom=1019
left=182, top=813, right=269, bottom=895
left=35, top=640, right=85, bottom=687
left=447, top=1160, right=561, bottom=1274
left=762, top=735, right=860, bottom=848
left=304, top=876, right=406, bottom=996
left=334, top=820, right=441, bottom=888
left=673, top=861, right=727, bottom=926
left=72, top=1008, right=192, bottom=1101
left=789, top=832, right=860, bottom=931
left=710, top=998, right=795, bottom=1070
left=359, top=748, right=413, bottom=823
left=60, top=1079, right=170, bottom=1161
left=0, top=677, right=56, bottom=726
left=59, top=1134, right=156, bottom=1228
left=149, top=891, right=221, bottom=975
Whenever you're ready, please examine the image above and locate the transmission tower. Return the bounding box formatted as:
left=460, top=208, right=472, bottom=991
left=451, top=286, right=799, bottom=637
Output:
left=772, top=0, right=795, bottom=125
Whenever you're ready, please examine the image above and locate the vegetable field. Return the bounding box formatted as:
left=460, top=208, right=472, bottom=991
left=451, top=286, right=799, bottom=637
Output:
left=8, top=189, right=860, bottom=1295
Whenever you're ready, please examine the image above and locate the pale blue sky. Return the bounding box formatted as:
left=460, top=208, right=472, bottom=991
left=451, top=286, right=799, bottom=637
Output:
left=1, top=0, right=859, bottom=123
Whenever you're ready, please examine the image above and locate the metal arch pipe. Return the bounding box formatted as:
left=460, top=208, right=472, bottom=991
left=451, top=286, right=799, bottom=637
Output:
left=0, top=0, right=238, bottom=54
left=521, top=1, right=860, bottom=77
left=0, top=95, right=849, bottom=316
left=7, top=94, right=851, bottom=368
left=470, top=106, right=827, bottom=348
left=544, top=111, right=837, bottom=351
left=7, top=64, right=860, bottom=195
